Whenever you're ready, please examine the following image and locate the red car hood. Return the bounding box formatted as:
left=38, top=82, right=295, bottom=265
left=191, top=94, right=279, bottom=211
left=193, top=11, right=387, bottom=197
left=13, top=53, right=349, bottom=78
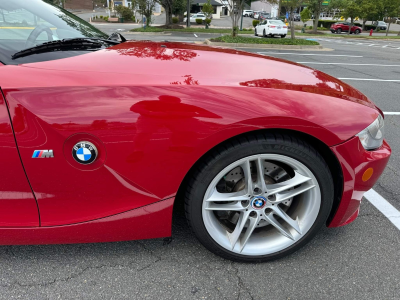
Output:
left=7, top=41, right=375, bottom=109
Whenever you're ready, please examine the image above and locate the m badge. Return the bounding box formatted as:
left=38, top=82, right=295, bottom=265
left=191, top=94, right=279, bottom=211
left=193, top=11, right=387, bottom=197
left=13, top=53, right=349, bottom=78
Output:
left=32, top=150, right=54, bottom=158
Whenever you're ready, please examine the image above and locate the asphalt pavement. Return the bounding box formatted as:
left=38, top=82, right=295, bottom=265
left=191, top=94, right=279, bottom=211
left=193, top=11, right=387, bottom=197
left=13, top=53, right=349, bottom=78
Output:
left=1, top=32, right=400, bottom=299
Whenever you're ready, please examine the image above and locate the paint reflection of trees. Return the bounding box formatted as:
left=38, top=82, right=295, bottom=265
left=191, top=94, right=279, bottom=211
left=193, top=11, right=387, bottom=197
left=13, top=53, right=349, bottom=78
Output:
left=56, top=13, right=107, bottom=38
left=114, top=45, right=197, bottom=62
left=170, top=75, right=199, bottom=85
left=240, top=73, right=368, bottom=104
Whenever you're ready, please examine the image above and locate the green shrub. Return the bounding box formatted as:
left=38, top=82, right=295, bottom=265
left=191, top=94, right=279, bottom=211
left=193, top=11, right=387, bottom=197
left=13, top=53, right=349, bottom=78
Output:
left=100, top=15, right=103, bottom=19
left=205, top=18, right=211, bottom=25
left=317, top=20, right=336, bottom=28
left=132, top=16, right=136, bottom=22
left=252, top=20, right=259, bottom=27
left=307, top=26, right=327, bottom=30
left=172, top=17, right=179, bottom=24
left=115, top=6, right=133, bottom=20
left=195, top=18, right=203, bottom=24
left=104, top=16, right=109, bottom=21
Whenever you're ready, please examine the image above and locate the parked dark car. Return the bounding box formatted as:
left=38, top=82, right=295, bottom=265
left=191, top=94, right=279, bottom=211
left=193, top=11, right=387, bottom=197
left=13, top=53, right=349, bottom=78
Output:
left=373, top=21, right=387, bottom=30
left=258, top=12, right=271, bottom=21
left=330, top=22, right=362, bottom=34
left=292, top=14, right=300, bottom=21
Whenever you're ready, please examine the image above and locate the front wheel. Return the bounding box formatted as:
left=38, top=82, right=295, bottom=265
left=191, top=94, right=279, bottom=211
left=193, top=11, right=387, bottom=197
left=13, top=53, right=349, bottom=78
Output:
left=355, top=29, right=360, bottom=34
left=337, top=28, right=342, bottom=34
left=184, top=133, right=334, bottom=262
left=254, top=29, right=258, bottom=36
left=281, top=34, right=286, bottom=38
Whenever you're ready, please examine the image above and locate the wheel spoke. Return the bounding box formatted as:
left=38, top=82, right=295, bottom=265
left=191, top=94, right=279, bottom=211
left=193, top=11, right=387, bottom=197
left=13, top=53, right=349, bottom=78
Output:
left=266, top=171, right=312, bottom=196
left=206, top=188, right=248, bottom=202
left=271, top=205, right=302, bottom=235
left=240, top=159, right=253, bottom=195
left=239, top=214, right=260, bottom=252
left=274, top=182, right=316, bottom=204
left=255, top=157, right=267, bottom=193
left=205, top=201, right=246, bottom=211
left=228, top=210, right=251, bottom=250
left=264, top=213, right=295, bottom=240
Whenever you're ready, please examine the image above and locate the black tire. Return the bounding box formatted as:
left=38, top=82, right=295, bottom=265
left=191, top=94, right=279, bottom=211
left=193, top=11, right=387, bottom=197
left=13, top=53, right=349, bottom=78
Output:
left=184, top=133, right=334, bottom=263
left=337, top=28, right=342, bottom=34
left=263, top=29, right=266, bottom=37
left=355, top=29, right=360, bottom=34
left=254, top=29, right=258, bottom=36
left=281, top=34, right=286, bottom=38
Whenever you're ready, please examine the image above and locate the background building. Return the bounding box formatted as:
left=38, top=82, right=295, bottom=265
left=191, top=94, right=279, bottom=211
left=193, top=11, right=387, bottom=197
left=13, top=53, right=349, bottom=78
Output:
left=65, top=0, right=93, bottom=10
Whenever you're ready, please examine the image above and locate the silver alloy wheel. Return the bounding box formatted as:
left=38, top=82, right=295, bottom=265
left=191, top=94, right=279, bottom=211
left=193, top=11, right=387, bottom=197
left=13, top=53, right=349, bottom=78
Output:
left=202, top=154, right=321, bottom=256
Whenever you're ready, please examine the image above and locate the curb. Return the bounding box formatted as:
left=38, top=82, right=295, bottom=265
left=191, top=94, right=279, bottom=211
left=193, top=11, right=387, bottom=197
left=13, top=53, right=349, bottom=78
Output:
left=126, top=31, right=254, bottom=35
left=125, top=32, right=169, bottom=35
left=204, top=39, right=324, bottom=50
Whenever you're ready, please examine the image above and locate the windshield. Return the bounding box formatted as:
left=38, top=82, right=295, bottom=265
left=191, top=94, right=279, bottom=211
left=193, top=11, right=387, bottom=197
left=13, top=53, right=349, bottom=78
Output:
left=269, top=21, right=284, bottom=25
left=0, top=0, right=108, bottom=65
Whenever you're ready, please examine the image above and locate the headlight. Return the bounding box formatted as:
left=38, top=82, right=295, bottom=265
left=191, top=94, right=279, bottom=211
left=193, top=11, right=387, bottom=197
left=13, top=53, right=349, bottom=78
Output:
left=356, top=115, right=384, bottom=150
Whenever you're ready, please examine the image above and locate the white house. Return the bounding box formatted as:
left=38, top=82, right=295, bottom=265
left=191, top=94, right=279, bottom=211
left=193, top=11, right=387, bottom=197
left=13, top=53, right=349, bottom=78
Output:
left=250, top=1, right=278, bottom=17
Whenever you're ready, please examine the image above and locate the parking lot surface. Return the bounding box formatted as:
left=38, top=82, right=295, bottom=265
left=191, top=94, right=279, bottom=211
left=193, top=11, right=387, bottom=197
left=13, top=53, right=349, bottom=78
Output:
left=1, top=32, right=399, bottom=299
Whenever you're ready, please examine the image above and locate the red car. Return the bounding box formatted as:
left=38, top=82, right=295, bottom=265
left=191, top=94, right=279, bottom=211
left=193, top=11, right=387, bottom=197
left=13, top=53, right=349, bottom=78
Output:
left=331, top=22, right=362, bottom=34
left=0, top=0, right=390, bottom=262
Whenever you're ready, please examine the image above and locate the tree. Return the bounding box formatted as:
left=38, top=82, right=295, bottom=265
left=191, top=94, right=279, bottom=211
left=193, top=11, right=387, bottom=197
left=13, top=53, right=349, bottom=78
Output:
left=202, top=0, right=214, bottom=19
left=307, top=0, right=325, bottom=34
left=281, top=0, right=303, bottom=39
left=158, top=0, right=173, bottom=25
left=138, top=0, right=157, bottom=26
left=376, top=0, right=400, bottom=36
left=172, top=0, right=187, bottom=22
left=357, top=0, right=378, bottom=30
left=300, top=7, right=311, bottom=25
left=222, top=0, right=245, bottom=37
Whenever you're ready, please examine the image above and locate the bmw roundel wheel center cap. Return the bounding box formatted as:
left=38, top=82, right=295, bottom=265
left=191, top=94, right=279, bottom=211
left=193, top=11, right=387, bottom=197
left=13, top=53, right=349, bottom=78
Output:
left=72, top=142, right=98, bottom=165
left=251, top=196, right=267, bottom=210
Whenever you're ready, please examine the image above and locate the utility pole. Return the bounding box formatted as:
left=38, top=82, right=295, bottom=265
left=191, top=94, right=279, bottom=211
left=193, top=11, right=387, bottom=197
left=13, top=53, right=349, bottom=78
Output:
left=239, top=5, right=243, bottom=31
left=186, top=0, right=191, bottom=27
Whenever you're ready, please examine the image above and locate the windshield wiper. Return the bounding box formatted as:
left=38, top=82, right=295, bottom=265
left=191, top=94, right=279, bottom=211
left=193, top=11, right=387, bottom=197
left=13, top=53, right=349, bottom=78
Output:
left=12, top=37, right=121, bottom=60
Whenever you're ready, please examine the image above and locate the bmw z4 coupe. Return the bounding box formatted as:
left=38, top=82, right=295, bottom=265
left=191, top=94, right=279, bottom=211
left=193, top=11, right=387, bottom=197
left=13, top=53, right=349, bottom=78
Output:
left=0, top=0, right=390, bottom=262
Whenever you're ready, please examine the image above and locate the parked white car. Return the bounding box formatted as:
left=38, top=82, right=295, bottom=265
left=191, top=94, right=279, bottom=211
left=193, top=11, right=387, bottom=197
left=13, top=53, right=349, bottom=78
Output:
left=253, top=11, right=261, bottom=19
left=183, top=13, right=206, bottom=23
left=255, top=20, right=288, bottom=38
left=243, top=10, right=253, bottom=17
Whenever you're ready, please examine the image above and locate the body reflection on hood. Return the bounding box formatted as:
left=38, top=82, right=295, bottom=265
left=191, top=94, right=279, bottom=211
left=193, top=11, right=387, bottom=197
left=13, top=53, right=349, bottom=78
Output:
left=113, top=43, right=198, bottom=62
left=127, top=95, right=221, bottom=163
left=130, top=95, right=221, bottom=119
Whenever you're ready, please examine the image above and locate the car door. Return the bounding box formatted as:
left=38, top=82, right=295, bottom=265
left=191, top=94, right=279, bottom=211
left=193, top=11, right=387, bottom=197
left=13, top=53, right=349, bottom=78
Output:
left=257, top=21, right=264, bottom=34
left=343, top=22, right=350, bottom=31
left=0, top=88, right=39, bottom=227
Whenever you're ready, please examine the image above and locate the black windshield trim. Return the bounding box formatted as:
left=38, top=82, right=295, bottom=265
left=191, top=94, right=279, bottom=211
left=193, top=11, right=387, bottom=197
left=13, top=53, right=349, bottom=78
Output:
left=11, top=38, right=122, bottom=60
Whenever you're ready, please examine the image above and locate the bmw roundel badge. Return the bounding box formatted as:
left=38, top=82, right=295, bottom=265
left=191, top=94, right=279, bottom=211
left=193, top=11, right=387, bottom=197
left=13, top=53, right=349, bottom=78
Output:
left=72, top=141, right=98, bottom=165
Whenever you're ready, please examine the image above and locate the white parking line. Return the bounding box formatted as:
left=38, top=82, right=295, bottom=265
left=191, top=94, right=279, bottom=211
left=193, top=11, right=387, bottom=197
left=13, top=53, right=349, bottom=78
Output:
left=338, top=78, right=400, bottom=82
left=297, top=63, right=400, bottom=67
left=384, top=112, right=400, bottom=115
left=257, top=52, right=363, bottom=57
left=364, top=189, right=400, bottom=231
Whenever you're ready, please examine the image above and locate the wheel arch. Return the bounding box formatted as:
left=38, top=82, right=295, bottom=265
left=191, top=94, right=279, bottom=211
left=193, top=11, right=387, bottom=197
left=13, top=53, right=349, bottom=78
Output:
left=173, top=128, right=343, bottom=226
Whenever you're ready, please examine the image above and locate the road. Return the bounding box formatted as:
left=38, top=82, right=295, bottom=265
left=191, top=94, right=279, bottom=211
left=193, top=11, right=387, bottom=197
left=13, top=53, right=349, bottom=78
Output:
left=1, top=33, right=400, bottom=299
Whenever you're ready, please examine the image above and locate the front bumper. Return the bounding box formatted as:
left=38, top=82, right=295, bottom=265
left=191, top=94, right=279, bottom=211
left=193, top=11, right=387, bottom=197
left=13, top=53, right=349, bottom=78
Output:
left=328, top=137, right=391, bottom=227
